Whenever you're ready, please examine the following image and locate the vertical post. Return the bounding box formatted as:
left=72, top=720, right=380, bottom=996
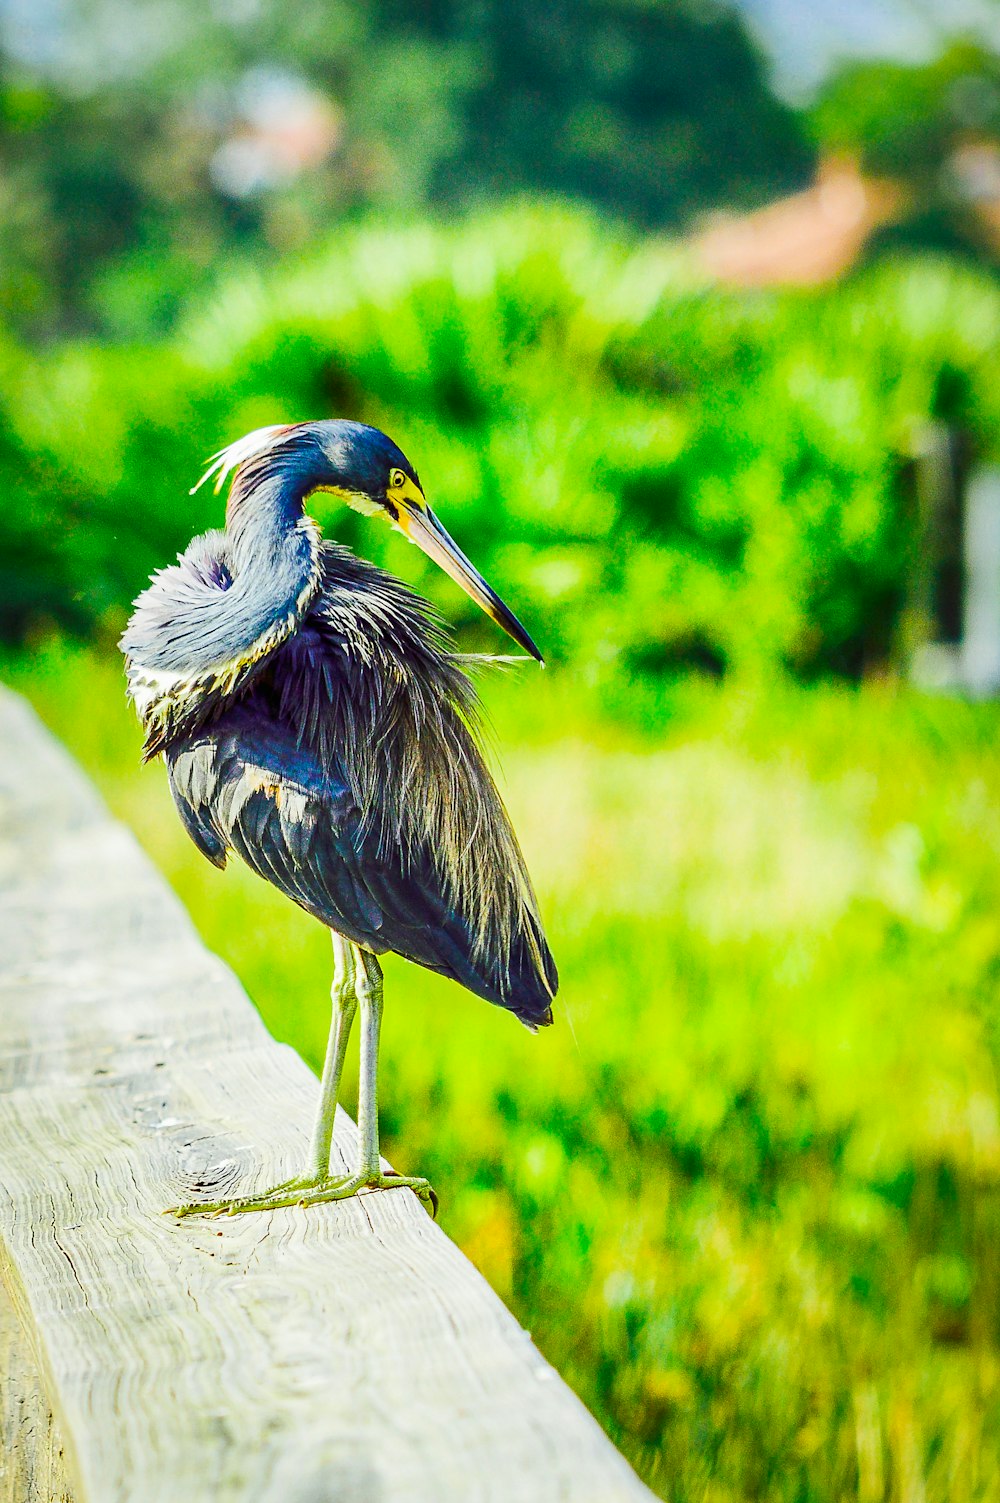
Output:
left=903, top=423, right=960, bottom=686
left=960, top=467, right=1000, bottom=697
left=912, top=424, right=955, bottom=642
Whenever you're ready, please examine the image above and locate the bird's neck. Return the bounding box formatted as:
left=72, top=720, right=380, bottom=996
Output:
left=121, top=464, right=324, bottom=755
left=224, top=428, right=340, bottom=553
left=225, top=473, right=321, bottom=624
left=214, top=456, right=329, bottom=669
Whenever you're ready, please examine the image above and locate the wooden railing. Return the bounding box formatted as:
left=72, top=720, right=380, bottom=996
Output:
left=0, top=686, right=654, bottom=1503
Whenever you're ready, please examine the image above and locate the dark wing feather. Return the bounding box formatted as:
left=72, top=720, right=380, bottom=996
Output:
left=168, top=744, right=227, bottom=869
left=167, top=705, right=553, bottom=1025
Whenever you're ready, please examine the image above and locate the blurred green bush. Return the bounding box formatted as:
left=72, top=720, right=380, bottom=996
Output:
left=8, top=204, right=1000, bottom=680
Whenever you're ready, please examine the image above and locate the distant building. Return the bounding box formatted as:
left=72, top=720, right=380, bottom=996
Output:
left=692, top=141, right=1000, bottom=287
left=690, top=156, right=903, bottom=286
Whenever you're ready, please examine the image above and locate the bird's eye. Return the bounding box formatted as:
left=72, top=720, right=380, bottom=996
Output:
left=389, top=468, right=406, bottom=490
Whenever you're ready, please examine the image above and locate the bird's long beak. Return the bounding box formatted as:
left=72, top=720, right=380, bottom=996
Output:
left=398, top=502, right=544, bottom=664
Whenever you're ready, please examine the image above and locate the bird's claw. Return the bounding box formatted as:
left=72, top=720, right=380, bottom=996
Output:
left=165, top=1169, right=437, bottom=1219
left=382, top=1168, right=439, bottom=1218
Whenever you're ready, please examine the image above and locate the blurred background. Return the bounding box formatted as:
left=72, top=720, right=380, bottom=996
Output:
left=6, top=0, right=1000, bottom=1497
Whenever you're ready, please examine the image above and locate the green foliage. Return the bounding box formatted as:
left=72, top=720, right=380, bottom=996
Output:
left=7, top=207, right=1000, bottom=679
left=12, top=641, right=1000, bottom=1503
left=813, top=41, right=1000, bottom=182
left=810, top=41, right=1000, bottom=260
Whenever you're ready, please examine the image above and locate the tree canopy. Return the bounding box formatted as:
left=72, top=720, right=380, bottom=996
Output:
left=0, top=0, right=810, bottom=337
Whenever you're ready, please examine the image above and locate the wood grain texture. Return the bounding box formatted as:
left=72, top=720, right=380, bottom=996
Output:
left=0, top=686, right=655, bottom=1503
left=0, top=1280, right=75, bottom=1503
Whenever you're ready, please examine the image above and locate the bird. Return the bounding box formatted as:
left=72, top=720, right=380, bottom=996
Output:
left=120, top=419, right=557, bottom=1216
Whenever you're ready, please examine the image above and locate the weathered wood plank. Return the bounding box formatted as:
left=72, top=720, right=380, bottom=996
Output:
left=0, top=685, right=654, bottom=1503
left=0, top=1280, right=75, bottom=1503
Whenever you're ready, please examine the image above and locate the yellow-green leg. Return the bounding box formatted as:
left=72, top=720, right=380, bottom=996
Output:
left=308, top=932, right=359, bottom=1179
left=167, top=937, right=435, bottom=1218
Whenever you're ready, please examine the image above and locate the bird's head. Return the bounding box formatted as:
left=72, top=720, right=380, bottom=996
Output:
left=195, top=419, right=543, bottom=664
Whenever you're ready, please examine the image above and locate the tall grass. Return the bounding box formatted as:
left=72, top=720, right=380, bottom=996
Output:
left=9, top=640, right=1000, bottom=1502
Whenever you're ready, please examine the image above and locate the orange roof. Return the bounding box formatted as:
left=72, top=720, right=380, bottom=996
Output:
left=692, top=157, right=904, bottom=287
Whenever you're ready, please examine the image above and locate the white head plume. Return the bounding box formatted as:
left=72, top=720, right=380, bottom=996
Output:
left=190, top=424, right=291, bottom=496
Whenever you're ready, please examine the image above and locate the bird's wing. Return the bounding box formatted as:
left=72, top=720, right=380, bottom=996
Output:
left=166, top=740, right=229, bottom=869
left=166, top=708, right=544, bottom=1017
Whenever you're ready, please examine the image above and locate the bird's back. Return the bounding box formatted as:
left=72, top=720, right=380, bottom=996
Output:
left=165, top=539, right=557, bottom=1027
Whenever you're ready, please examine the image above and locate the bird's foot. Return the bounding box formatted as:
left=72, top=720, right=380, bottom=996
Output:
left=165, top=1168, right=437, bottom=1219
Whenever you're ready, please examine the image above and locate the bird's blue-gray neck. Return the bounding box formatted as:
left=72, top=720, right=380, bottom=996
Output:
left=226, top=470, right=314, bottom=598
left=123, top=452, right=323, bottom=680
left=205, top=440, right=334, bottom=671
left=225, top=438, right=322, bottom=561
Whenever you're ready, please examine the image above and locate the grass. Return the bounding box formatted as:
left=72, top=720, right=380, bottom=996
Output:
left=7, top=637, right=1000, bottom=1501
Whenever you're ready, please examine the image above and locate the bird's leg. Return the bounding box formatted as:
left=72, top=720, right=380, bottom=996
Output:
left=166, top=933, right=358, bottom=1216
left=271, top=947, right=436, bottom=1213
left=354, top=944, right=383, bottom=1179
left=307, top=933, right=359, bottom=1179
left=166, top=940, right=435, bottom=1218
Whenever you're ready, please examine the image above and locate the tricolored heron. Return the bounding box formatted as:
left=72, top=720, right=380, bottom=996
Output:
left=121, top=420, right=557, bottom=1216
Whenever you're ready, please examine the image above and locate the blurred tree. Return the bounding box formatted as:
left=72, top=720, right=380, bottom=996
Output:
left=0, top=0, right=810, bottom=337
left=384, top=0, right=811, bottom=226
left=810, top=40, right=1000, bottom=260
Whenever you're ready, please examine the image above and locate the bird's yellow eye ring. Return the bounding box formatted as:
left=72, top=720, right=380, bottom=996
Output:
left=389, top=468, right=407, bottom=490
